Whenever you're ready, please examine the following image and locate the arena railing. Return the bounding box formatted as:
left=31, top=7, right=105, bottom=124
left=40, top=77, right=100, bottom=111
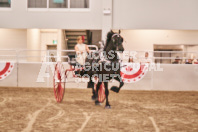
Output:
left=0, top=49, right=198, bottom=64
left=1, top=49, right=198, bottom=90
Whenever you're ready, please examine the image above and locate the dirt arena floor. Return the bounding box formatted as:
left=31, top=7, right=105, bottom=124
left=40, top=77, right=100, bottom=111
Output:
left=0, top=87, right=198, bottom=132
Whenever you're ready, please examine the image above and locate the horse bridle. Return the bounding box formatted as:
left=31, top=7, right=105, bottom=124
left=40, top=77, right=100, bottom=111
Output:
left=112, top=33, right=122, bottom=51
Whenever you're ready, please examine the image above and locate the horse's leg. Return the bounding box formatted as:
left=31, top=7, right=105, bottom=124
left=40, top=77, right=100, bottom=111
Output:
left=95, top=82, right=102, bottom=105
left=87, top=77, right=94, bottom=88
left=87, top=75, right=96, bottom=100
left=104, top=82, right=111, bottom=109
left=91, top=80, right=96, bottom=100
left=110, top=76, right=124, bottom=93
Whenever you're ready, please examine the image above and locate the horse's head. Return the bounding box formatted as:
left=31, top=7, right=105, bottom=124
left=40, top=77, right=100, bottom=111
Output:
left=111, top=30, right=124, bottom=52
left=104, top=30, right=124, bottom=53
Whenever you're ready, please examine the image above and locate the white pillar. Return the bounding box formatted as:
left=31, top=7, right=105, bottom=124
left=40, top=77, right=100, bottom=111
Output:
left=57, top=29, right=66, bottom=61
left=27, top=29, right=41, bottom=62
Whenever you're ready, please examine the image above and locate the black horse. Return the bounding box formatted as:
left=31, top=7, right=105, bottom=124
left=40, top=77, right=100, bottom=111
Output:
left=85, top=30, right=124, bottom=109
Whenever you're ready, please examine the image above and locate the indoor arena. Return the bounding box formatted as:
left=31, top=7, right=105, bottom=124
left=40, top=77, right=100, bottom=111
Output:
left=0, top=0, right=198, bottom=132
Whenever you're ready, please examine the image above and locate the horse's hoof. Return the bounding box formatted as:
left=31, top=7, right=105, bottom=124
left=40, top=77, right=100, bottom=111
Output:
left=105, top=105, right=111, bottom=109
left=91, top=95, right=96, bottom=101
left=110, top=86, right=119, bottom=93
left=95, top=100, right=101, bottom=106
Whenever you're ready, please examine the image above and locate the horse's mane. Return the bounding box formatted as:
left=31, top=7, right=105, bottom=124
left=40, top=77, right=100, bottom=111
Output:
left=104, top=31, right=114, bottom=51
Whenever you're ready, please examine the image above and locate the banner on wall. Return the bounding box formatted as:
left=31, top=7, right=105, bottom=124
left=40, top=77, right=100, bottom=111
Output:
left=120, top=63, right=148, bottom=83
left=0, top=62, right=14, bottom=81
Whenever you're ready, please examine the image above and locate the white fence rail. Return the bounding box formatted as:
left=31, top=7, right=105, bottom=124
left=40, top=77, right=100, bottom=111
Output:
left=0, top=49, right=198, bottom=64
left=0, top=48, right=198, bottom=91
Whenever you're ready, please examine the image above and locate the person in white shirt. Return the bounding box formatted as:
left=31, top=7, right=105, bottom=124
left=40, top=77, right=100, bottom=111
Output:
left=128, top=56, right=134, bottom=63
left=75, top=36, right=90, bottom=65
left=141, top=52, right=152, bottom=63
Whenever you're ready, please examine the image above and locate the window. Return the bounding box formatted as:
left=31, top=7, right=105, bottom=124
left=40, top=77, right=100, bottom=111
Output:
left=27, top=0, right=89, bottom=9
left=49, top=0, right=68, bottom=8
left=0, top=0, right=11, bottom=8
left=28, top=0, right=47, bottom=8
left=70, top=0, right=89, bottom=8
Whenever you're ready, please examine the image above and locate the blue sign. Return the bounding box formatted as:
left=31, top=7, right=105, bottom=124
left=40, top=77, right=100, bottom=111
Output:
left=53, top=0, right=64, bottom=3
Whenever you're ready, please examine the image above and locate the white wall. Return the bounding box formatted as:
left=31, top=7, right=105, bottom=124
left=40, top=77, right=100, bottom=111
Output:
left=27, top=29, right=41, bottom=62
left=113, top=0, right=198, bottom=30
left=40, top=29, right=64, bottom=62
left=0, top=29, right=67, bottom=62
left=0, top=0, right=103, bottom=29
left=0, top=29, right=27, bottom=49
left=1, top=29, right=198, bottom=53
left=121, top=30, right=198, bottom=51
left=102, top=0, right=113, bottom=40
left=27, top=29, right=40, bottom=50
left=1, top=63, right=198, bottom=91
left=153, top=64, right=198, bottom=91
left=41, top=30, right=58, bottom=51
